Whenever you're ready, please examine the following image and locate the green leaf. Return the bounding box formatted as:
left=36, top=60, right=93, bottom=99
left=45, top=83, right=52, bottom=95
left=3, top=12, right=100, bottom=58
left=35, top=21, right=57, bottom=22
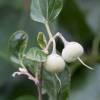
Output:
left=58, top=67, right=71, bottom=100
left=30, top=0, right=63, bottom=23
left=14, top=95, right=36, bottom=100
left=42, top=71, right=59, bottom=100
left=24, top=58, right=40, bottom=75
left=37, top=32, right=47, bottom=49
left=9, top=31, right=28, bottom=63
left=42, top=66, right=71, bottom=100
left=25, top=47, right=47, bottom=62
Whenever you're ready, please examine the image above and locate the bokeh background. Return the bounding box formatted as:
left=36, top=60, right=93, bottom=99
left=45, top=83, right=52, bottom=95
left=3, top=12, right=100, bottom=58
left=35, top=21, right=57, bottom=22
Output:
left=0, top=0, right=100, bottom=100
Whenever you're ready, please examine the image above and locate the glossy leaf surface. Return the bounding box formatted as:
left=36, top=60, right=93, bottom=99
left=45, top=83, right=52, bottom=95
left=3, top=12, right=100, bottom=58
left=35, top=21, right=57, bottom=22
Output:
left=9, top=31, right=28, bottom=63
left=30, top=0, right=63, bottom=23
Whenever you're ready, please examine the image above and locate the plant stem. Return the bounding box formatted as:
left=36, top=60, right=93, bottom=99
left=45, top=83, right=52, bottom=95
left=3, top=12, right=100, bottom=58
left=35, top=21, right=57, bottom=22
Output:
left=45, top=21, right=56, bottom=53
left=77, top=57, right=93, bottom=70
left=19, top=61, right=42, bottom=100
left=37, top=85, right=42, bottom=100
left=56, top=32, right=69, bottom=46
left=45, top=21, right=53, bottom=39
left=37, top=63, right=43, bottom=100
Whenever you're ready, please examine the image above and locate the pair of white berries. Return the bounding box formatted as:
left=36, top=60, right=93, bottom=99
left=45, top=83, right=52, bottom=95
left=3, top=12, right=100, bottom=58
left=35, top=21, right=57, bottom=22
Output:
left=44, top=33, right=93, bottom=73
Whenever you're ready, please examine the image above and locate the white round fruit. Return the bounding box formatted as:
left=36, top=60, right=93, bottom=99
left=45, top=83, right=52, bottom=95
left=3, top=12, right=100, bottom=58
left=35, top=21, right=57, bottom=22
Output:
left=44, top=54, right=65, bottom=73
left=62, top=42, right=84, bottom=62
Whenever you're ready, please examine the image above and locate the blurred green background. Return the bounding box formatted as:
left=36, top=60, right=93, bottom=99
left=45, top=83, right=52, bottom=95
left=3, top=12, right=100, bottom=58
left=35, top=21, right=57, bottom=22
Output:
left=0, top=0, right=100, bottom=100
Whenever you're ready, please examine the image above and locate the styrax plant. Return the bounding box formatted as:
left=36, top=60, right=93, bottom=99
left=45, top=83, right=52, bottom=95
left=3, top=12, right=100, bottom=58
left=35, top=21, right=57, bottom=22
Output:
left=9, top=0, right=93, bottom=100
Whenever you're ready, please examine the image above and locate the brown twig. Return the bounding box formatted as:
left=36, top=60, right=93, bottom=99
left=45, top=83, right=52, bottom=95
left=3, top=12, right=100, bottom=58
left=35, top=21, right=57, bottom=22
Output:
left=12, top=62, right=43, bottom=100
left=37, top=63, right=43, bottom=100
